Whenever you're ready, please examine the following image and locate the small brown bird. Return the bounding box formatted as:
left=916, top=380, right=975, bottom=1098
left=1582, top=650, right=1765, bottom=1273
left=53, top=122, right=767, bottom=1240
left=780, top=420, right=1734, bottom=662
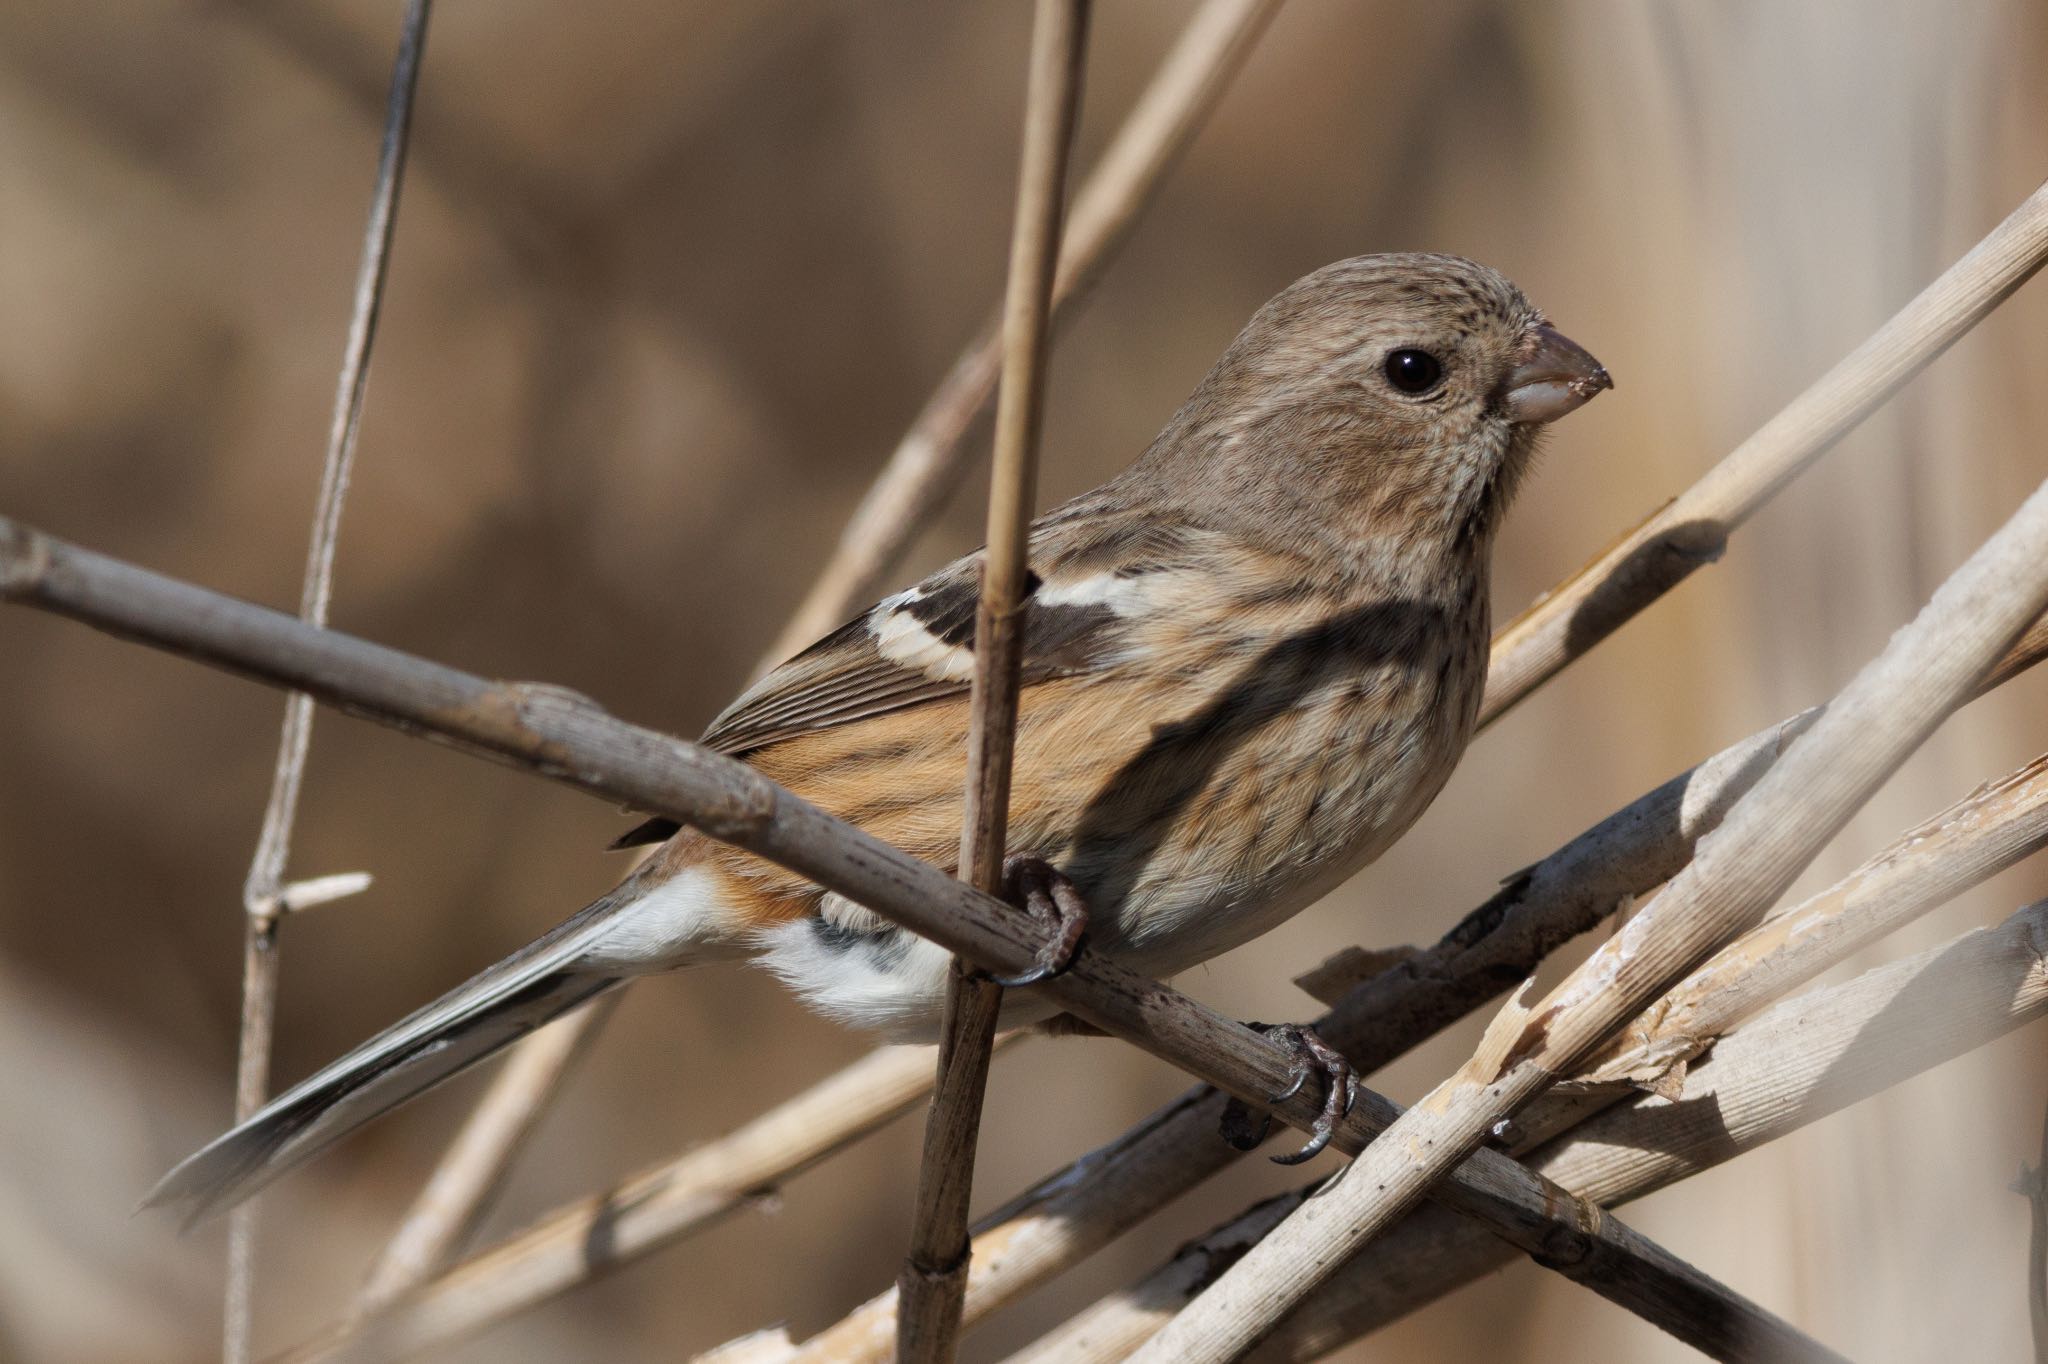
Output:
left=149, top=252, right=1609, bottom=1223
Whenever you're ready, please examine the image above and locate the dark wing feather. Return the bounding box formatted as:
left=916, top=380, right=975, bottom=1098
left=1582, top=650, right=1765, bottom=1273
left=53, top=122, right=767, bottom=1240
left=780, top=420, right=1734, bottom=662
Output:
left=702, top=563, right=1128, bottom=754
left=610, top=506, right=1189, bottom=850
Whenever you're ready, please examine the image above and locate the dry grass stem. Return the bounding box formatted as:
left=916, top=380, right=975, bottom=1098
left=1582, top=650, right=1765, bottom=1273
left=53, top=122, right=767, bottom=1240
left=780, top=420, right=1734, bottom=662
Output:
left=901, top=3, right=1088, bottom=1359
left=272, top=1044, right=969, bottom=1364
left=1480, top=176, right=2048, bottom=724
left=1131, top=475, right=2048, bottom=1364
left=355, top=994, right=618, bottom=1312
left=1053, top=898, right=2048, bottom=1363
left=0, top=524, right=1761, bottom=1364
left=761, top=0, right=1282, bottom=667
left=225, top=5, right=430, bottom=1359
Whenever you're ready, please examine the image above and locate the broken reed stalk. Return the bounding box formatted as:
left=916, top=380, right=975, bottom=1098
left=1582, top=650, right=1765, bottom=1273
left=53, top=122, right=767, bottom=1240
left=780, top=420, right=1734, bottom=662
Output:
left=899, top=3, right=1088, bottom=1360
left=0, top=521, right=1793, bottom=1364
left=329, top=165, right=2048, bottom=1354
left=356, top=993, right=617, bottom=1310
left=1557, top=751, right=2048, bottom=1102
left=1130, top=480, right=2048, bottom=1364
left=1031, top=898, right=2048, bottom=1364
left=225, top=5, right=429, bottom=1361
left=364, top=0, right=1287, bottom=1307
left=1027, top=746, right=2048, bottom=1359
left=760, top=0, right=1284, bottom=668
left=1481, top=174, right=2048, bottom=723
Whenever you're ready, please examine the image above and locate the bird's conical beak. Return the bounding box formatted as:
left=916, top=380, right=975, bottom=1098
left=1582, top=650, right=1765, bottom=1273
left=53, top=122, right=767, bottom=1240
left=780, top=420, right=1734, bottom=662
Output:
left=1498, top=323, right=1612, bottom=424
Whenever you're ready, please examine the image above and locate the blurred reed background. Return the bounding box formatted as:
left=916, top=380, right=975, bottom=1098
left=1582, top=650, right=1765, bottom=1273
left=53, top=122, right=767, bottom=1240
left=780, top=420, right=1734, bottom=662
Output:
left=2, top=2, right=2046, bottom=1361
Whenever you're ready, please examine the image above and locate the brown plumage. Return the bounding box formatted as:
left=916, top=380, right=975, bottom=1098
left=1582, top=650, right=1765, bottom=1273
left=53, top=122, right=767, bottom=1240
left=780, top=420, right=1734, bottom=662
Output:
left=147, top=252, right=1611, bottom=1224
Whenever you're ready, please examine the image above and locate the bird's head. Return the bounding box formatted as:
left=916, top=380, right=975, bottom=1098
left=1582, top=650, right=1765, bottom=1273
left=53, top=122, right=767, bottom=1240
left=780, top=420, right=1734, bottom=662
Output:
left=1149, top=253, right=1611, bottom=568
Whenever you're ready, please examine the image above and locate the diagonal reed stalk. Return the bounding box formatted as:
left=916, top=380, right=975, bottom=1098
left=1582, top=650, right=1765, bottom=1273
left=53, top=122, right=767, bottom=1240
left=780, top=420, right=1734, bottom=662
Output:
left=1127, top=476, right=2048, bottom=1363
left=898, top=4, right=1088, bottom=1360
left=224, top=5, right=429, bottom=1361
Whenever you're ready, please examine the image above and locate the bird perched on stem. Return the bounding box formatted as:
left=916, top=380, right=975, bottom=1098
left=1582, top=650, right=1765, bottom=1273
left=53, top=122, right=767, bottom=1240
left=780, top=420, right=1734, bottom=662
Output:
left=148, top=252, right=1610, bottom=1223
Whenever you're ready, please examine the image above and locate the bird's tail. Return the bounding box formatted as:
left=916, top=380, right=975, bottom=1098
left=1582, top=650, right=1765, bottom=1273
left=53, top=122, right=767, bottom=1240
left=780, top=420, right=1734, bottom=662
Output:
left=143, top=890, right=637, bottom=1229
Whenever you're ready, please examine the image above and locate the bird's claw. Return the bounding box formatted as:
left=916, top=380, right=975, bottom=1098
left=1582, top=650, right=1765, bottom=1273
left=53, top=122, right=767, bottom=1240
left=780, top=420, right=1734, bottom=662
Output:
left=988, top=856, right=1089, bottom=988
left=1218, top=1023, right=1359, bottom=1165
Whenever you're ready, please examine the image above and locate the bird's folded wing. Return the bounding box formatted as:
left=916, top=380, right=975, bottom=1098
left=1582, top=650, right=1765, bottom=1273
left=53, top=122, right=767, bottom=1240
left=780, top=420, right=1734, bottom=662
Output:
left=611, top=506, right=1208, bottom=848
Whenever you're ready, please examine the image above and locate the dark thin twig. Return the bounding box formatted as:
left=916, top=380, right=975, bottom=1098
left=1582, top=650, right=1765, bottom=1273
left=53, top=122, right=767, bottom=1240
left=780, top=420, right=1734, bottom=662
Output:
left=0, top=518, right=1837, bottom=1362
left=224, top=4, right=430, bottom=1362
left=898, top=4, right=1089, bottom=1361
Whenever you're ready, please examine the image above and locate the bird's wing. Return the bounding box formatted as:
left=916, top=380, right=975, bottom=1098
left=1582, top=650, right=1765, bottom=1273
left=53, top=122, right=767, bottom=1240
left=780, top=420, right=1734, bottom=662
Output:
left=611, top=502, right=1207, bottom=849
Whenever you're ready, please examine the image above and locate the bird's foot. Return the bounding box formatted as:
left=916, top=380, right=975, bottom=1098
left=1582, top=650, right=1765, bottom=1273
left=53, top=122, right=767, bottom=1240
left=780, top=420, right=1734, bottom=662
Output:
left=988, top=855, right=1089, bottom=988
left=1219, top=1023, right=1359, bottom=1165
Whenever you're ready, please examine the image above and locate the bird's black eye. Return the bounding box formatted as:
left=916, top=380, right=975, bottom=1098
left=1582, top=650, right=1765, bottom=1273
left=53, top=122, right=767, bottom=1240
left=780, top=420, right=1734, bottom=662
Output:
left=1383, top=348, right=1444, bottom=394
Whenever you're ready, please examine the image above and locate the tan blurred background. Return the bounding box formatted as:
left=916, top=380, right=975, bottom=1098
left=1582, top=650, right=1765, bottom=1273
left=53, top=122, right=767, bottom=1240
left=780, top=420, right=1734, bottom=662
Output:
left=3, top=1, right=2047, bottom=1360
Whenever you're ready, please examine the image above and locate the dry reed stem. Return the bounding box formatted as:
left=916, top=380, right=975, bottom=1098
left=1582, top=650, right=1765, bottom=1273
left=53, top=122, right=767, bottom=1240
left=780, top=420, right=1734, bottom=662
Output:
left=1561, top=751, right=2048, bottom=1101
left=761, top=0, right=1283, bottom=668
left=272, top=1044, right=978, bottom=1364
left=901, top=4, right=1088, bottom=1359
left=225, top=6, right=429, bottom=1360
left=355, top=993, right=617, bottom=1311
left=1037, top=898, right=2048, bottom=1363
left=1017, top=745, right=2048, bottom=1358
left=0, top=522, right=1766, bottom=1364
left=1130, top=479, right=2048, bottom=1364
left=1480, top=175, right=2048, bottom=725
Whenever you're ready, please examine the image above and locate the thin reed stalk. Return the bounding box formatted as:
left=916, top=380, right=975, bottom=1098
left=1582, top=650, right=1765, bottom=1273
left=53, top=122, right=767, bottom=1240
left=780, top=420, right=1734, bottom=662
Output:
left=1481, top=176, right=2048, bottom=723
left=900, top=4, right=1088, bottom=1360
left=225, top=5, right=429, bottom=1360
